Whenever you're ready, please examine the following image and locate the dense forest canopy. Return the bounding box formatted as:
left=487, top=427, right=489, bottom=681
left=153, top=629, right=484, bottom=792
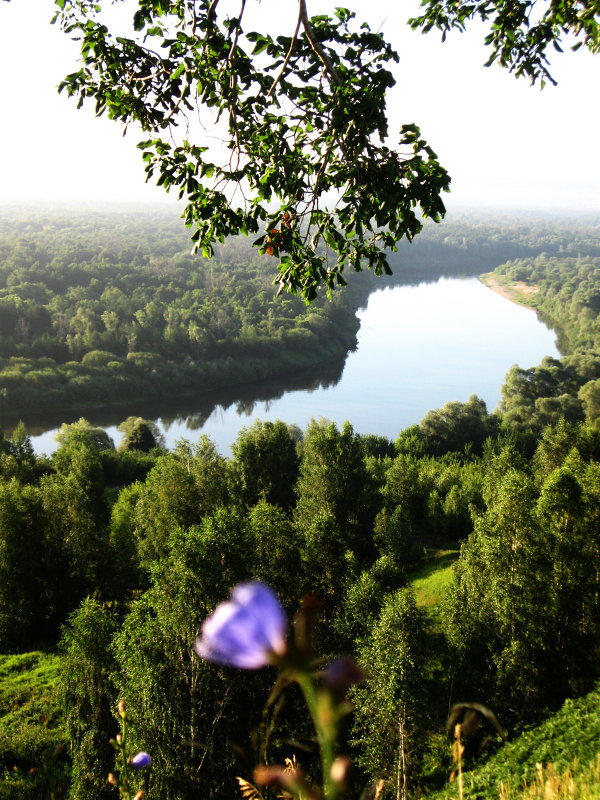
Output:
left=1, top=208, right=599, bottom=419
left=3, top=401, right=600, bottom=798
left=0, top=207, right=369, bottom=414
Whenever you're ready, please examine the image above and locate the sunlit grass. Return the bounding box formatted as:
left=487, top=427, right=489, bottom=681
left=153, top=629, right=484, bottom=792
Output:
left=408, top=549, right=458, bottom=620
left=499, top=757, right=600, bottom=800
left=426, top=687, right=600, bottom=800
left=0, top=651, right=67, bottom=799
left=0, top=652, right=63, bottom=728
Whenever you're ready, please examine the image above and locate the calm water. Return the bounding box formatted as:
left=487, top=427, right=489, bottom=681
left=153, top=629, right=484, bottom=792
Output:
left=29, top=277, right=560, bottom=455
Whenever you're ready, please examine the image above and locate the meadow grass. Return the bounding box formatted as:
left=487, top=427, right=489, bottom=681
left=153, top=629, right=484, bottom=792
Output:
left=408, top=549, right=459, bottom=622
left=499, top=757, right=600, bottom=800
left=0, top=651, right=67, bottom=798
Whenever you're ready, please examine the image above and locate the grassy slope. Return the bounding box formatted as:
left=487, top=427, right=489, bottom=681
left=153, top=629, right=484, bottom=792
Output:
left=428, top=687, right=600, bottom=800
left=408, top=551, right=600, bottom=800
left=0, top=651, right=68, bottom=798
left=2, top=558, right=599, bottom=800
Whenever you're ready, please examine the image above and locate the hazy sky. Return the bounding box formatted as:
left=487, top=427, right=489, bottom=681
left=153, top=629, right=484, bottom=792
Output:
left=1, top=0, right=599, bottom=213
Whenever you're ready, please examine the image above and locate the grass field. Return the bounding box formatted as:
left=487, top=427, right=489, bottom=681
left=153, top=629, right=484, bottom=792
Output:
left=408, top=549, right=459, bottom=621
left=0, top=651, right=68, bottom=798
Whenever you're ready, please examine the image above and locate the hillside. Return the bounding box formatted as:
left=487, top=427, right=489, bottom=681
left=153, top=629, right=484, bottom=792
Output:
left=428, top=686, right=600, bottom=800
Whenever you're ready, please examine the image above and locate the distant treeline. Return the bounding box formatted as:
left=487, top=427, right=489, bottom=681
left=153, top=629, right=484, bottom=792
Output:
left=489, top=252, right=600, bottom=430
left=0, top=209, right=369, bottom=413
left=1, top=207, right=599, bottom=415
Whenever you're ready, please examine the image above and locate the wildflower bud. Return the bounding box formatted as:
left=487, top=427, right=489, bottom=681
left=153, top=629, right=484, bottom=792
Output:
left=300, top=593, right=322, bottom=616
left=255, top=764, right=319, bottom=800
left=323, top=657, right=365, bottom=695
left=116, top=734, right=123, bottom=745
left=108, top=773, right=118, bottom=786
left=133, top=792, right=144, bottom=800
left=131, top=752, right=152, bottom=769
left=254, top=765, right=287, bottom=786
left=117, top=700, right=126, bottom=718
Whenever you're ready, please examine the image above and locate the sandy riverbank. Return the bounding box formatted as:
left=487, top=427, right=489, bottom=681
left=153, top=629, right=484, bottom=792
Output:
left=480, top=273, right=539, bottom=309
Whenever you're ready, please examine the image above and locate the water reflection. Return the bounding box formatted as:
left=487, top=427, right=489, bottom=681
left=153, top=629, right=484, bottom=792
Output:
left=3, top=354, right=346, bottom=447
left=5, top=276, right=561, bottom=455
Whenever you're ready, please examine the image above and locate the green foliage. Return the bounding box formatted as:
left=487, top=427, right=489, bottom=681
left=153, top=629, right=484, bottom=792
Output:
left=443, top=442, right=600, bottom=719
left=54, top=418, right=115, bottom=453
left=60, top=599, right=117, bottom=800
left=0, top=209, right=374, bottom=414
left=4, top=389, right=600, bottom=800
left=381, top=447, right=485, bottom=546
left=418, top=395, right=499, bottom=457
left=410, top=0, right=600, bottom=86
left=295, top=420, right=379, bottom=563
left=117, top=416, right=165, bottom=452
left=230, top=420, right=300, bottom=511
left=352, top=588, right=429, bottom=799
left=492, top=253, right=600, bottom=431
left=111, top=516, right=273, bottom=800
left=54, top=2, right=450, bottom=300
left=245, top=501, right=304, bottom=608
left=578, top=376, right=600, bottom=424
left=0, top=651, right=68, bottom=800
left=0, top=480, right=48, bottom=651
left=0, top=422, right=37, bottom=483
left=41, top=442, right=113, bottom=622
left=334, top=559, right=396, bottom=646
left=129, top=439, right=229, bottom=569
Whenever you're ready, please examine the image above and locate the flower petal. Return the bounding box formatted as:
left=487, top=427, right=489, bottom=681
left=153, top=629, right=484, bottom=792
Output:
left=131, top=752, right=151, bottom=769
left=195, top=582, right=287, bottom=669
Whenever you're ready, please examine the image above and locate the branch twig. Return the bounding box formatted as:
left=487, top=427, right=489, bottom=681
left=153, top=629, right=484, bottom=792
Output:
left=298, top=0, right=342, bottom=86
left=267, top=0, right=303, bottom=98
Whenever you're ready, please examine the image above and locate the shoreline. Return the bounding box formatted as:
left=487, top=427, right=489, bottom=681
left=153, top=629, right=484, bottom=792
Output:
left=479, top=273, right=540, bottom=310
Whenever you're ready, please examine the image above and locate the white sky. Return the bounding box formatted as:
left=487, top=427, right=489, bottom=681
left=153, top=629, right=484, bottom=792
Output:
left=0, top=0, right=599, bottom=213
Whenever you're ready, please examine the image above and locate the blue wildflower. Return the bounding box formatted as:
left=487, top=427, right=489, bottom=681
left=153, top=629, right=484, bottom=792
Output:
left=131, top=752, right=151, bottom=769
left=195, top=582, right=287, bottom=669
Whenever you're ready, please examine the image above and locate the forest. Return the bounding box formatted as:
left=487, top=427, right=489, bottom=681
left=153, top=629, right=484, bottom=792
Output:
left=1, top=207, right=599, bottom=417
left=1, top=208, right=600, bottom=800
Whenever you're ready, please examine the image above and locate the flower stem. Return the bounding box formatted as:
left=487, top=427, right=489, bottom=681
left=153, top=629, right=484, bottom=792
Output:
left=294, top=671, right=338, bottom=800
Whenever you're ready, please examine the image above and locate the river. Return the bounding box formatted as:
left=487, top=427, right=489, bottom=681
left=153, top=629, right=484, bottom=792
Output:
left=29, top=276, right=560, bottom=455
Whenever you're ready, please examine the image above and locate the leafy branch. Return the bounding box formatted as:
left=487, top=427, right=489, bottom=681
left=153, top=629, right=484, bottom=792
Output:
left=54, top=0, right=450, bottom=301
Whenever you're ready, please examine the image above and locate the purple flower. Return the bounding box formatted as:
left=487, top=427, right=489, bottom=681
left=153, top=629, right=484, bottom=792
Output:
left=195, top=582, right=287, bottom=669
left=131, top=752, right=151, bottom=769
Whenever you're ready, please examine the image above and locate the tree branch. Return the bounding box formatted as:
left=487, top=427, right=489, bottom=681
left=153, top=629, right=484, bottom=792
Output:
left=298, top=0, right=342, bottom=86
left=267, top=0, right=303, bottom=98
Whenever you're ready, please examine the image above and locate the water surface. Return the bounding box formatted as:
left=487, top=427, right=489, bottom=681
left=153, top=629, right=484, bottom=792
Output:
left=29, top=277, right=560, bottom=454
